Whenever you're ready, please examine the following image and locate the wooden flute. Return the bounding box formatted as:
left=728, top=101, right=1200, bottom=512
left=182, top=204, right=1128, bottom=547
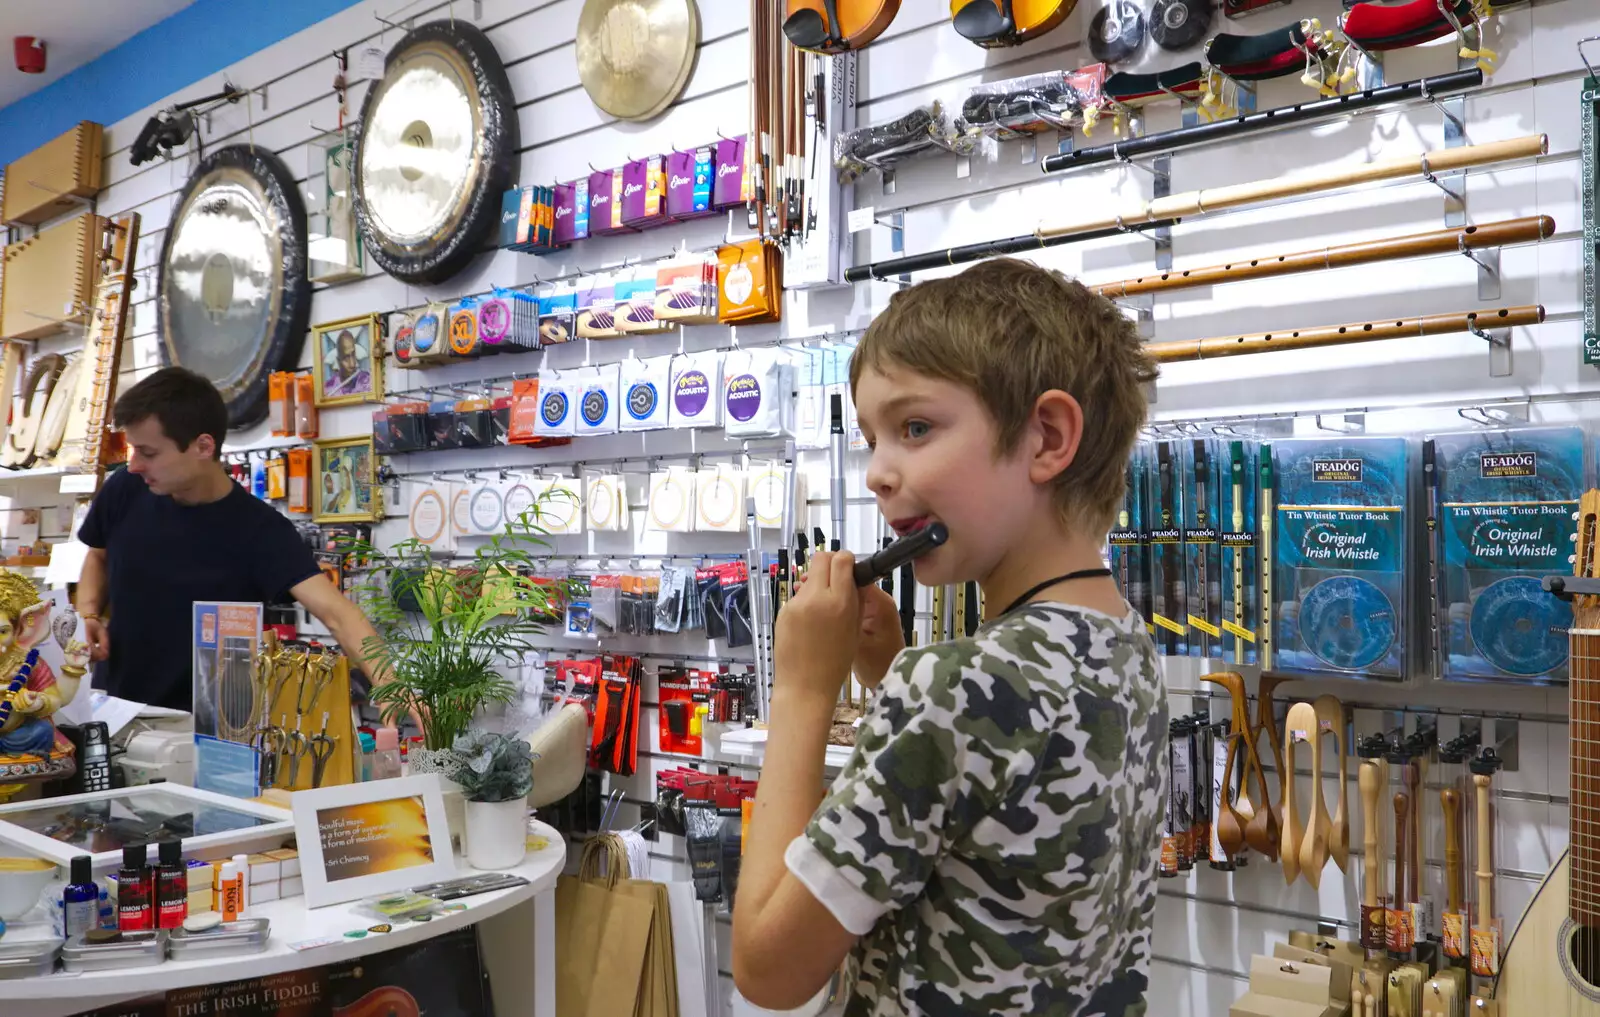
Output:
left=1092, top=216, right=1554, bottom=300
left=1037, top=134, right=1547, bottom=240
left=1145, top=305, right=1545, bottom=363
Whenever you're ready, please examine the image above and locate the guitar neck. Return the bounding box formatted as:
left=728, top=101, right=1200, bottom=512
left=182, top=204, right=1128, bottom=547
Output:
left=1571, top=629, right=1600, bottom=926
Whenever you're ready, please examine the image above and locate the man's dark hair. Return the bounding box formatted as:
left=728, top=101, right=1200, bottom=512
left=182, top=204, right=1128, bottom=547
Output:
left=113, top=367, right=227, bottom=458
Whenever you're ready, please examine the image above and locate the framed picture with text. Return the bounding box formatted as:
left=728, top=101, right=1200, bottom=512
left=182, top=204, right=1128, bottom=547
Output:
left=312, top=312, right=383, bottom=407
left=291, top=773, right=455, bottom=908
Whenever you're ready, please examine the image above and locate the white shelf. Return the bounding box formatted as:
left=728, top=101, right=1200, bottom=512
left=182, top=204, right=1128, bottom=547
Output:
left=717, top=727, right=855, bottom=770
left=9, top=821, right=567, bottom=1017
left=0, top=465, right=66, bottom=485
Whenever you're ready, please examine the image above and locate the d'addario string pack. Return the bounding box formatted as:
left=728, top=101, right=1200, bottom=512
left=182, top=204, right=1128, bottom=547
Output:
left=1272, top=437, right=1411, bottom=680
left=1427, top=426, right=1585, bottom=684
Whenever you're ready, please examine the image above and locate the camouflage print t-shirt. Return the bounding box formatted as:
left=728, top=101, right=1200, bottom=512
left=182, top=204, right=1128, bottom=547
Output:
left=785, top=602, right=1168, bottom=1017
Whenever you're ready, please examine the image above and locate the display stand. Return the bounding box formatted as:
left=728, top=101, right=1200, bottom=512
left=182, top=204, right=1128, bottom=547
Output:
left=8, top=820, right=566, bottom=1017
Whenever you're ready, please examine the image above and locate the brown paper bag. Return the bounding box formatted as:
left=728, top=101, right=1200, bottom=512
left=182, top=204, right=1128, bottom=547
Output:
left=556, top=835, right=653, bottom=1017
left=616, top=880, right=680, bottom=1017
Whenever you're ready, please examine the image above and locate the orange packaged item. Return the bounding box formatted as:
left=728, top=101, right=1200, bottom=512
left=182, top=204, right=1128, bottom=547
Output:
left=294, top=374, right=318, bottom=439
left=717, top=238, right=782, bottom=325
left=509, top=378, right=541, bottom=445
left=268, top=372, right=294, bottom=437
left=286, top=447, right=312, bottom=513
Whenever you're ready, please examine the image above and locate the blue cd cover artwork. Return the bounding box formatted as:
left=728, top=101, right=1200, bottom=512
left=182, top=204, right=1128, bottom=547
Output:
left=1273, top=437, right=1409, bottom=679
left=1430, top=427, right=1583, bottom=684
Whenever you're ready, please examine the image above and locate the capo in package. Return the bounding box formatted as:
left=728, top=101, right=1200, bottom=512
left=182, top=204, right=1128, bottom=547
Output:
left=669, top=351, right=723, bottom=429
left=566, top=576, right=594, bottom=636
left=1147, top=441, right=1189, bottom=656
left=698, top=566, right=727, bottom=641
left=655, top=566, right=690, bottom=633
left=720, top=562, right=753, bottom=648
left=1273, top=437, right=1412, bottom=680
left=1427, top=426, right=1584, bottom=685
left=1183, top=439, right=1224, bottom=659
left=381, top=401, right=430, bottom=453
left=619, top=355, right=672, bottom=432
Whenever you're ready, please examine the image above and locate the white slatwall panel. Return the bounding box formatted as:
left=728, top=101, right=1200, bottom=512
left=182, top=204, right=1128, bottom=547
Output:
left=27, top=0, right=1599, bottom=1011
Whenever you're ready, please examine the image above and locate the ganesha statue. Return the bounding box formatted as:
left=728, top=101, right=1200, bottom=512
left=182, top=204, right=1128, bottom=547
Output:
left=0, top=571, right=89, bottom=781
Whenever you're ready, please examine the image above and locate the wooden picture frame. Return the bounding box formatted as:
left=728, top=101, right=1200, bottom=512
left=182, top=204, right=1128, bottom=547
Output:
left=312, top=312, right=382, bottom=407
left=313, top=435, right=380, bottom=523
left=290, top=773, right=455, bottom=908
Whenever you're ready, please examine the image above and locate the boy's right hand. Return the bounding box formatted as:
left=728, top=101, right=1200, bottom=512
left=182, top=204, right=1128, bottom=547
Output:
left=852, top=584, right=904, bottom=690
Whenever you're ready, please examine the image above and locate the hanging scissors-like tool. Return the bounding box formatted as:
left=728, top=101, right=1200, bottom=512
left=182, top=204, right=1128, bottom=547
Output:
left=309, top=712, right=336, bottom=789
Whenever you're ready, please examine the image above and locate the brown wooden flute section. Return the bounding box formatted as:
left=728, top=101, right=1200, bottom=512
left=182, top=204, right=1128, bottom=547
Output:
left=1092, top=217, right=1555, bottom=300
left=1145, top=305, right=1545, bottom=363
left=1036, top=134, right=1548, bottom=241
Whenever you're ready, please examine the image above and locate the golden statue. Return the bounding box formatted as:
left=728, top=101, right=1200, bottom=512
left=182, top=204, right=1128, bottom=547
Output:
left=0, top=571, right=88, bottom=783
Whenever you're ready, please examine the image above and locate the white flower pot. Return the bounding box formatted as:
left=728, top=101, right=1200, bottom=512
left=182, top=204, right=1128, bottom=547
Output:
left=464, top=798, right=528, bottom=870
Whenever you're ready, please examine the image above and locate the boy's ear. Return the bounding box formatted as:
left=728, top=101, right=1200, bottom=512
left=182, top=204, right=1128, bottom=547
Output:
left=1029, top=389, right=1083, bottom=484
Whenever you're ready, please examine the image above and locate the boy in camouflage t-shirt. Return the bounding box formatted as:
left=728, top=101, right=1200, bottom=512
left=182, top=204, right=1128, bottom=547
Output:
left=732, top=258, right=1169, bottom=1016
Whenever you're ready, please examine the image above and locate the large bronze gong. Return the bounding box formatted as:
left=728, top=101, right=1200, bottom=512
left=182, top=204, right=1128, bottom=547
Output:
left=577, top=0, right=699, bottom=123
left=158, top=145, right=310, bottom=429
left=352, top=19, right=519, bottom=285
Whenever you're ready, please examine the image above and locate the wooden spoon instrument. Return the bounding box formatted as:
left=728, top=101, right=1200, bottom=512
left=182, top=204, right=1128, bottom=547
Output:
left=1282, top=702, right=1317, bottom=884
left=1202, top=671, right=1251, bottom=860
left=1312, top=694, right=1349, bottom=873
left=1298, top=702, right=1332, bottom=889
left=1244, top=673, right=1287, bottom=859
left=1360, top=759, right=1387, bottom=950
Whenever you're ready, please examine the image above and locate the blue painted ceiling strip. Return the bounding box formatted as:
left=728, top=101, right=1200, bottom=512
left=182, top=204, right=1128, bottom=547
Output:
left=0, top=0, right=365, bottom=166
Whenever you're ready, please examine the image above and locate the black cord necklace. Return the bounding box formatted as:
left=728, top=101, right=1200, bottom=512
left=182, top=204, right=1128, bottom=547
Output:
left=998, top=567, right=1113, bottom=618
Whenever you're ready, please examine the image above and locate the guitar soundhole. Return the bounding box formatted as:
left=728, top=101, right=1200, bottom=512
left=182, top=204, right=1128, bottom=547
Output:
left=1569, top=924, right=1600, bottom=990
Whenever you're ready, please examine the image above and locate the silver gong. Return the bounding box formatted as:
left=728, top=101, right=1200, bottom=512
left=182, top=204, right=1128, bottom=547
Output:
left=360, top=41, right=478, bottom=248
left=159, top=145, right=309, bottom=428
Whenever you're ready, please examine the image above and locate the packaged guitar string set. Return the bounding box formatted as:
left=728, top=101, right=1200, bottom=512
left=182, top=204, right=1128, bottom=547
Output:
left=1145, top=440, right=1188, bottom=656
left=1272, top=436, right=1411, bottom=680
left=1219, top=439, right=1260, bottom=666
left=1181, top=439, right=1223, bottom=659
left=1427, top=426, right=1584, bottom=684
left=1109, top=442, right=1152, bottom=634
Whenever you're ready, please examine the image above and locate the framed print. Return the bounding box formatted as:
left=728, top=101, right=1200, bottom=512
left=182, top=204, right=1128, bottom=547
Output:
left=313, top=312, right=383, bottom=407
left=314, top=436, right=381, bottom=523
left=291, top=773, right=455, bottom=908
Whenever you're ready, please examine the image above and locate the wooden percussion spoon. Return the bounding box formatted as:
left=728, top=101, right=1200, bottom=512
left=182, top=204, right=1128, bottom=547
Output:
left=1312, top=694, right=1349, bottom=872
left=1281, top=701, right=1317, bottom=884
left=1246, top=674, right=1291, bottom=859
left=1201, top=672, right=1250, bottom=859
left=1298, top=702, right=1332, bottom=888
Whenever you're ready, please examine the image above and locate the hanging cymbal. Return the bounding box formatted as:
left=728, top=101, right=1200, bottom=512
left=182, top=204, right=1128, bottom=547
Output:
left=577, top=0, right=700, bottom=123
left=158, top=145, right=310, bottom=429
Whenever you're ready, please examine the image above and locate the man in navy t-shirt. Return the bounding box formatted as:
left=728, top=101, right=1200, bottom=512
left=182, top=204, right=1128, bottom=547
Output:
left=76, top=368, right=388, bottom=712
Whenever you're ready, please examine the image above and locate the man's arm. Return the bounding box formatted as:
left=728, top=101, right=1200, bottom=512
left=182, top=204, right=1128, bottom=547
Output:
left=288, top=574, right=391, bottom=688
left=75, top=547, right=110, bottom=661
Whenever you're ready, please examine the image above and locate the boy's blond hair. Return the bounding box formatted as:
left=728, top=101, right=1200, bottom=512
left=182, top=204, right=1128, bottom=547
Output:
left=849, top=258, right=1158, bottom=533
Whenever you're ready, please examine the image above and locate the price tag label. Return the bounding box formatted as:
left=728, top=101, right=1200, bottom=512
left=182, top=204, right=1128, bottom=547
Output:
left=356, top=45, right=386, bottom=80
left=60, top=474, right=97, bottom=494
left=847, top=206, right=875, bottom=233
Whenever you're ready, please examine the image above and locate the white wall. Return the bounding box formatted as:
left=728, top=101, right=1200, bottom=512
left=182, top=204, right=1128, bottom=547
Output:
left=29, top=0, right=1599, bottom=1012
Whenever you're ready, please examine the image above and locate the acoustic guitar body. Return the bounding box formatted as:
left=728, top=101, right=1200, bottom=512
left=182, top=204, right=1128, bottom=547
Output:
left=1494, top=856, right=1600, bottom=1009
left=951, top=0, right=1076, bottom=47
left=783, top=0, right=901, bottom=55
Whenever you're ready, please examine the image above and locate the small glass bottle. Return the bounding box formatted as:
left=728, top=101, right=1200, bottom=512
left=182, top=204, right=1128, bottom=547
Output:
left=372, top=727, right=402, bottom=780
left=63, top=855, right=98, bottom=937
left=116, top=844, right=152, bottom=931
left=156, top=841, right=188, bottom=929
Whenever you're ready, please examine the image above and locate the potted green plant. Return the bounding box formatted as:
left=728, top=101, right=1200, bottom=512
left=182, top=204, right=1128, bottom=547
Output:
left=453, top=728, right=535, bottom=869
left=342, top=508, right=569, bottom=843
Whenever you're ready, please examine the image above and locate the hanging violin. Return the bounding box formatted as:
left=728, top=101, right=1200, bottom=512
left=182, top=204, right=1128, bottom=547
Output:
left=783, top=0, right=902, bottom=55
left=950, top=0, right=1076, bottom=48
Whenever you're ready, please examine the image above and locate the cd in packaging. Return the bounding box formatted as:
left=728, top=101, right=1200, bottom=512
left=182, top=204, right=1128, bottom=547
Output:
left=1272, top=437, right=1410, bottom=680
left=1146, top=440, right=1188, bottom=656
left=1429, top=427, right=1583, bottom=684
